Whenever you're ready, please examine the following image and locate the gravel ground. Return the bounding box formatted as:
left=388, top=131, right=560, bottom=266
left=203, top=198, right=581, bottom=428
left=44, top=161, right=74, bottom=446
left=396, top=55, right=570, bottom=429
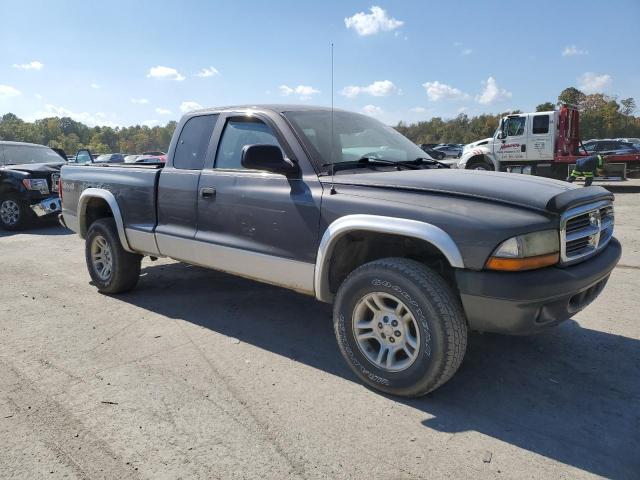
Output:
left=0, top=190, right=638, bottom=480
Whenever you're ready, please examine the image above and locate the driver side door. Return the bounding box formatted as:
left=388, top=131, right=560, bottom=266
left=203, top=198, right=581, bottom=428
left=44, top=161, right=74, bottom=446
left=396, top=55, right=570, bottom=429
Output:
left=495, top=115, right=527, bottom=162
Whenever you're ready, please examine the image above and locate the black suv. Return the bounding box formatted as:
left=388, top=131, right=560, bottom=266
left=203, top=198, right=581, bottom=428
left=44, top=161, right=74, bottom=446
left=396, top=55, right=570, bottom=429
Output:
left=0, top=141, right=66, bottom=230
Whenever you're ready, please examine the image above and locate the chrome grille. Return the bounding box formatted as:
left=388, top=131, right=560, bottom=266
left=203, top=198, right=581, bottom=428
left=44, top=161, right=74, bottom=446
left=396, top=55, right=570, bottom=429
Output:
left=560, top=200, right=614, bottom=265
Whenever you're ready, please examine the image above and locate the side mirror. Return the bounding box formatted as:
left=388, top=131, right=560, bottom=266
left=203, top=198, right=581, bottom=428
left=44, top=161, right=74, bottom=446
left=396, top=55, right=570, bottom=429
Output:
left=241, top=144, right=298, bottom=176
left=75, top=149, right=93, bottom=164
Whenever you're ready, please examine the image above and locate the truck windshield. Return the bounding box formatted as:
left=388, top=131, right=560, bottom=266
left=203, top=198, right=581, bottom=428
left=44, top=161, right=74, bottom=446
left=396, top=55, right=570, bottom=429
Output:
left=282, top=110, right=428, bottom=171
left=2, top=144, right=64, bottom=165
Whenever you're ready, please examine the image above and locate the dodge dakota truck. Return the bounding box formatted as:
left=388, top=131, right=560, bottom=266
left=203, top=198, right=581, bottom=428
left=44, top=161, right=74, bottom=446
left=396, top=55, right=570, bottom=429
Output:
left=59, top=105, right=621, bottom=397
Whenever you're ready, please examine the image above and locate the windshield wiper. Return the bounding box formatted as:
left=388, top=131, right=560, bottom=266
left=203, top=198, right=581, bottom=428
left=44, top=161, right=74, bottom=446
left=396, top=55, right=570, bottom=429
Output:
left=321, top=156, right=420, bottom=173
left=411, top=157, right=450, bottom=169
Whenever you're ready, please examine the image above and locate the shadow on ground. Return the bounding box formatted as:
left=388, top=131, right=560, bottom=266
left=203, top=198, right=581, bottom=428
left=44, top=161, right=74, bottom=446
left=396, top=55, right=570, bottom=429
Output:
left=0, top=221, right=71, bottom=238
left=115, top=261, right=639, bottom=479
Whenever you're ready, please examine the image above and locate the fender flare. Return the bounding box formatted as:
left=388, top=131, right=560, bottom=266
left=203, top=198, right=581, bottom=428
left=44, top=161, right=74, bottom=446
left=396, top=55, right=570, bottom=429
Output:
left=78, top=188, right=133, bottom=252
left=314, top=214, right=464, bottom=302
left=460, top=148, right=498, bottom=170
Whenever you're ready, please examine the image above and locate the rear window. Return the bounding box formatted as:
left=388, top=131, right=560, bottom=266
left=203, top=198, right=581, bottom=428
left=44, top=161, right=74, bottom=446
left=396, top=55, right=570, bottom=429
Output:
left=532, top=115, right=549, bottom=134
left=2, top=144, right=63, bottom=165
left=173, top=114, right=218, bottom=170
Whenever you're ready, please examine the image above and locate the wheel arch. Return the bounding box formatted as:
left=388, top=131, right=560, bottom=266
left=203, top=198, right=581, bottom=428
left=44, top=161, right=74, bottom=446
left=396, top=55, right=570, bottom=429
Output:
left=78, top=188, right=133, bottom=252
left=465, top=153, right=497, bottom=170
left=314, top=215, right=464, bottom=302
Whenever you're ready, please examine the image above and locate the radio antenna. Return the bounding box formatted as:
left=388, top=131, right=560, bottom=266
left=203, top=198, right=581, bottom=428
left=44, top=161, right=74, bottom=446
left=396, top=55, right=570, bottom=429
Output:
left=330, top=42, right=336, bottom=195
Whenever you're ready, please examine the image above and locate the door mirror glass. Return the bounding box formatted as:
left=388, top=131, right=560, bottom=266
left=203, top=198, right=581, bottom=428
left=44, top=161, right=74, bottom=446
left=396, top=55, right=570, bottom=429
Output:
left=75, top=149, right=93, bottom=164
left=241, top=144, right=298, bottom=175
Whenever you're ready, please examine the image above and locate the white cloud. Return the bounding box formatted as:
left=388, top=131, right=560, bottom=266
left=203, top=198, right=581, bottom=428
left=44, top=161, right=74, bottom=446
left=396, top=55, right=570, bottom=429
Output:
left=562, top=45, right=589, bottom=57
left=180, top=101, right=203, bottom=113
left=410, top=107, right=427, bottom=113
left=12, top=61, right=44, bottom=71
left=361, top=105, right=383, bottom=117
left=461, top=48, right=473, bottom=56
left=143, top=119, right=159, bottom=127
left=422, top=81, right=469, bottom=101
left=90, top=83, right=101, bottom=89
left=147, top=65, right=185, bottom=81
left=195, top=66, right=220, bottom=78
left=457, top=106, right=468, bottom=114
left=340, top=80, right=399, bottom=98
left=475, top=77, right=512, bottom=105
left=35, top=93, right=42, bottom=99
left=30, top=104, right=118, bottom=127
left=344, top=6, right=403, bottom=36
left=0, top=85, right=21, bottom=99
left=453, top=41, right=463, bottom=47
left=578, top=72, right=611, bottom=93
left=155, top=107, right=172, bottom=115
left=131, top=98, right=149, bottom=104
left=279, top=84, right=320, bottom=100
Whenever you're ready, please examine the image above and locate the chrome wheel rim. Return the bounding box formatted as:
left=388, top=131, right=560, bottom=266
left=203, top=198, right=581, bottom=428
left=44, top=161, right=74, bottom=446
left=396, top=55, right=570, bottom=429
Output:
left=0, top=200, right=20, bottom=225
left=91, top=235, right=113, bottom=281
left=352, top=292, right=421, bottom=372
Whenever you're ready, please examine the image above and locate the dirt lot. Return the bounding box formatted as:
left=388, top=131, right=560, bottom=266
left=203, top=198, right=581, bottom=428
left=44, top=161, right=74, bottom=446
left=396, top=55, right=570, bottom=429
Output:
left=1, top=189, right=639, bottom=480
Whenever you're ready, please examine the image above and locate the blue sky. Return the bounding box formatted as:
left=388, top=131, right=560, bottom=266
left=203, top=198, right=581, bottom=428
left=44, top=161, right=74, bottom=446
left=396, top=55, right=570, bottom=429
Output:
left=1, top=0, right=639, bottom=127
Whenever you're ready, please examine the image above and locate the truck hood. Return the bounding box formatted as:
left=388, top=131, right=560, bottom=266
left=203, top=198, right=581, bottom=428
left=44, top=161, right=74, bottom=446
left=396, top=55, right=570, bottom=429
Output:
left=464, top=137, right=493, bottom=150
left=324, top=169, right=612, bottom=213
left=1, top=162, right=64, bottom=174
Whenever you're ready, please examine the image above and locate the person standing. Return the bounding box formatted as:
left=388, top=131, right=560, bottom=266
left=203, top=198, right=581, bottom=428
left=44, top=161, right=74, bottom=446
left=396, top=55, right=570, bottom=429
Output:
left=567, top=154, right=606, bottom=187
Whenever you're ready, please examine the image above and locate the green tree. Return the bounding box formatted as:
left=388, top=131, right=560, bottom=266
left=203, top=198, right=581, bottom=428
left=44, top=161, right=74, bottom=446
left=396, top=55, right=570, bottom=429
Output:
left=536, top=102, right=555, bottom=112
left=558, top=87, right=586, bottom=107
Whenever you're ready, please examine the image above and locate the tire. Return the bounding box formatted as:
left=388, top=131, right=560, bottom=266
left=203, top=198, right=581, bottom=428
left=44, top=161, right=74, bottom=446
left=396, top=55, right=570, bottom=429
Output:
left=85, top=218, right=142, bottom=294
left=0, top=193, right=31, bottom=230
left=469, top=160, right=494, bottom=171
left=333, top=258, right=467, bottom=397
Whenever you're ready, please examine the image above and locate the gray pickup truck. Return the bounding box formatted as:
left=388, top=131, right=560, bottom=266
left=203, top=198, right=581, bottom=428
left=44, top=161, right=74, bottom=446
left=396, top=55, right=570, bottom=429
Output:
left=60, top=105, right=621, bottom=396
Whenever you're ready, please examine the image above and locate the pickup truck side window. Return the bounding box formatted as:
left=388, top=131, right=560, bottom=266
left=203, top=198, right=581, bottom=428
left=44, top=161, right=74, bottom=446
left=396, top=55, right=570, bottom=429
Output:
left=173, top=114, right=218, bottom=170
left=532, top=115, right=549, bottom=134
left=215, top=118, right=281, bottom=170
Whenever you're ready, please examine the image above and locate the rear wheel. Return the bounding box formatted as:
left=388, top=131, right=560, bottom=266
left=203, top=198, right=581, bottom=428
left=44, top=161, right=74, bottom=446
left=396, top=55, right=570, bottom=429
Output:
left=333, top=257, right=468, bottom=397
left=85, top=218, right=142, bottom=293
left=0, top=194, right=31, bottom=230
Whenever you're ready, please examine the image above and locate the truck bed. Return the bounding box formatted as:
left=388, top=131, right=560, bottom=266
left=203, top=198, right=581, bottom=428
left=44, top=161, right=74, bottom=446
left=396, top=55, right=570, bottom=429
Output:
left=60, top=163, right=162, bottom=236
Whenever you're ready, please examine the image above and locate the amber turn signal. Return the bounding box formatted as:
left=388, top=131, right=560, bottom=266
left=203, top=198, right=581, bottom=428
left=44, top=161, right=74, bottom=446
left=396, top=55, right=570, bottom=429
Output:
left=485, top=253, right=559, bottom=271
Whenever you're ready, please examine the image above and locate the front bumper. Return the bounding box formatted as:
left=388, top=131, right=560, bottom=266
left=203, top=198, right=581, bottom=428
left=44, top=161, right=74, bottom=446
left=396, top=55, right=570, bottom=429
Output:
left=30, top=197, right=61, bottom=217
left=455, top=237, right=621, bottom=334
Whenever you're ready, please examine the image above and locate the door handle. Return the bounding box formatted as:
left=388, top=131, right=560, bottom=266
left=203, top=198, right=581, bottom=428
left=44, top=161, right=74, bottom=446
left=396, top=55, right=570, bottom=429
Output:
left=200, top=187, right=216, bottom=199
left=521, top=144, right=527, bottom=152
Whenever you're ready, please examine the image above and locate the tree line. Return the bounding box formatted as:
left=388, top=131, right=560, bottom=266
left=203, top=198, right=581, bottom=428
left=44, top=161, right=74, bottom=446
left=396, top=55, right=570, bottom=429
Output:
left=0, top=86, right=638, bottom=153
left=396, top=87, right=639, bottom=144
left=0, top=113, right=177, bottom=155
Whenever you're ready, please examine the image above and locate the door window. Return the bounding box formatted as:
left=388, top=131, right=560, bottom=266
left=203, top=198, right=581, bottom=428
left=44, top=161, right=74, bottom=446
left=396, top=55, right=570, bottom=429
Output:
left=532, top=115, right=549, bottom=134
left=505, top=117, right=526, bottom=137
left=215, top=118, right=282, bottom=170
left=173, top=114, right=218, bottom=170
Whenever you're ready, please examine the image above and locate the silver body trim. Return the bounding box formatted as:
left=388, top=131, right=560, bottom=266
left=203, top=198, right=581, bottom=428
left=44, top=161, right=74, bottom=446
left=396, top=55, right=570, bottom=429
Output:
left=125, top=228, right=161, bottom=256
left=31, top=197, right=61, bottom=217
left=155, top=233, right=315, bottom=295
left=314, top=214, right=465, bottom=302
left=77, top=188, right=134, bottom=253
left=560, top=200, right=614, bottom=265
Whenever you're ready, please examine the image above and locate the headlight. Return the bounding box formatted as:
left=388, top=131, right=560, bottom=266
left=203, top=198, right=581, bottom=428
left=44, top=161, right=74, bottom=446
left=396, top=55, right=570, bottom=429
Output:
left=485, top=230, right=559, bottom=271
left=22, top=178, right=50, bottom=194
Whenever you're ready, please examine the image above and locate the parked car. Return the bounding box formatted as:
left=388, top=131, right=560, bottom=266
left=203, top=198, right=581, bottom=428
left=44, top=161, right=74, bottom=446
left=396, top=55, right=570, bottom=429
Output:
left=60, top=105, right=620, bottom=397
left=94, top=153, right=126, bottom=163
left=582, top=139, right=639, bottom=155
left=433, top=144, right=462, bottom=159
left=418, top=144, right=446, bottom=160
left=614, top=138, right=640, bottom=144
left=142, top=150, right=166, bottom=156
left=0, top=141, right=65, bottom=230
left=124, top=155, right=140, bottom=163
left=134, top=155, right=166, bottom=164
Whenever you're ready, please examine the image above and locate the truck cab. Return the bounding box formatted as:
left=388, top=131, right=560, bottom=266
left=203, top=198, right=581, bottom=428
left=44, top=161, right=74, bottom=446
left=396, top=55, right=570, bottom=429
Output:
left=460, top=111, right=556, bottom=171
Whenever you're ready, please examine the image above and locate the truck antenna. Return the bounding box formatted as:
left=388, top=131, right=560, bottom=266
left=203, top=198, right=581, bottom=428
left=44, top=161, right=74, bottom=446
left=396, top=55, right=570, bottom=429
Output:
left=330, top=42, right=336, bottom=195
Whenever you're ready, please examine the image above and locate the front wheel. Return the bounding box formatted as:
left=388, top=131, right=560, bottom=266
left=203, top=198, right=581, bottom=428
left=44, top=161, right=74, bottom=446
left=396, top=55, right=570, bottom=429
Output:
left=85, top=218, right=142, bottom=294
left=0, top=194, right=31, bottom=230
left=469, top=160, right=494, bottom=171
left=333, top=258, right=467, bottom=397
